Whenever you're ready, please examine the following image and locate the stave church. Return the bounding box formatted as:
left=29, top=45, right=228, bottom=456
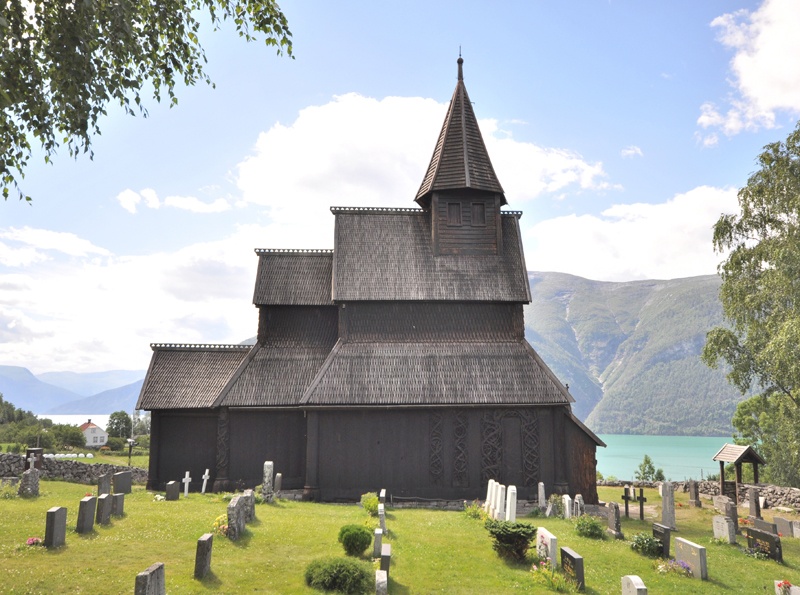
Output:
left=136, top=57, right=604, bottom=503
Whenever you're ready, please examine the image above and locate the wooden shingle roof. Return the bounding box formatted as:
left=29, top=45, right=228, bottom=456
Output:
left=712, top=443, right=766, bottom=465
left=253, top=250, right=333, bottom=306
left=415, top=57, right=505, bottom=208
left=301, top=340, right=572, bottom=407
left=136, top=344, right=251, bottom=410
left=331, top=208, right=530, bottom=302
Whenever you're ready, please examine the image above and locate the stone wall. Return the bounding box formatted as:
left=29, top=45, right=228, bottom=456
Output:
left=0, top=453, right=147, bottom=485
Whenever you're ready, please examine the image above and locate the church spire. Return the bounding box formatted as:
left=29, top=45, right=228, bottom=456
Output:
left=415, top=57, right=505, bottom=208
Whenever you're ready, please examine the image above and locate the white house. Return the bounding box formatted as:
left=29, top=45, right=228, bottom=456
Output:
left=79, top=419, right=108, bottom=448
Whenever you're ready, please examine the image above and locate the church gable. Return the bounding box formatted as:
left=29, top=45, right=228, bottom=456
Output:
left=253, top=250, right=333, bottom=306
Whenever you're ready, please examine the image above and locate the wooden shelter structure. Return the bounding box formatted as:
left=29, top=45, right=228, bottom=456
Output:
left=712, top=443, right=766, bottom=502
left=136, top=57, right=604, bottom=502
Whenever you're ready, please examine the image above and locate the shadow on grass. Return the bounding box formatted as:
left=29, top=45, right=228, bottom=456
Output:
left=388, top=576, right=410, bottom=594
left=198, top=569, right=222, bottom=589
left=227, top=530, right=253, bottom=548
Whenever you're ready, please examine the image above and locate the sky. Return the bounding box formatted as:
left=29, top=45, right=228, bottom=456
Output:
left=2, top=0, right=800, bottom=374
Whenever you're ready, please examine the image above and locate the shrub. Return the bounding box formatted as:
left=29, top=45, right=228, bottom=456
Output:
left=530, top=559, right=580, bottom=592
left=547, top=494, right=563, bottom=517
left=337, top=524, right=372, bottom=557
left=212, top=514, right=228, bottom=536
left=463, top=499, right=487, bottom=520
left=105, top=437, right=125, bottom=451
left=360, top=492, right=379, bottom=517
left=574, top=514, right=605, bottom=539
left=630, top=533, right=663, bottom=558
left=484, top=519, right=537, bottom=562
left=304, top=557, right=372, bottom=594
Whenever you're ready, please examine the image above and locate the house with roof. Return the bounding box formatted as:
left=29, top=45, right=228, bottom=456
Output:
left=136, top=58, right=604, bottom=502
left=79, top=419, right=108, bottom=449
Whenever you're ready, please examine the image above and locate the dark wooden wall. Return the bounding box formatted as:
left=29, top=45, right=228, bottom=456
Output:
left=431, top=193, right=502, bottom=255
left=147, top=410, right=217, bottom=491
left=565, top=418, right=600, bottom=504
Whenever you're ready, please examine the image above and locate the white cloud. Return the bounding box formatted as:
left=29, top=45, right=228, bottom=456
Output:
left=117, top=188, right=230, bottom=214
left=523, top=186, right=739, bottom=282
left=0, top=227, right=110, bottom=259
left=699, top=0, right=800, bottom=139
left=621, top=145, right=643, bottom=159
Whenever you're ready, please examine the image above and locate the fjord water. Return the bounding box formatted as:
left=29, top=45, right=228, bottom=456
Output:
left=596, top=434, right=731, bottom=481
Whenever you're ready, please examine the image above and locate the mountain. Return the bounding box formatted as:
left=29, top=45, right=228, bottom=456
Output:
left=46, top=380, right=145, bottom=414
left=524, top=272, right=742, bottom=436
left=0, top=366, right=83, bottom=413
left=36, top=370, right=145, bottom=396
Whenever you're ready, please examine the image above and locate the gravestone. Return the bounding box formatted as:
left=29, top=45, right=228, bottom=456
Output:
left=17, top=467, right=40, bottom=497
left=113, top=471, right=132, bottom=494
left=636, top=488, right=647, bottom=521
left=723, top=500, right=739, bottom=535
left=201, top=469, right=210, bottom=495
left=573, top=494, right=584, bottom=518
left=379, top=488, right=386, bottom=504
left=536, top=527, right=558, bottom=568
left=746, top=527, right=782, bottom=562
left=753, top=518, right=778, bottom=535
left=76, top=496, right=96, bottom=534
left=378, top=503, right=386, bottom=532
left=226, top=495, right=246, bottom=541
left=492, top=482, right=502, bottom=518
left=194, top=533, right=213, bottom=579
left=275, top=473, right=283, bottom=495
left=375, top=570, right=388, bottom=595
left=165, top=481, right=179, bottom=501
left=182, top=471, right=192, bottom=497
left=538, top=482, right=546, bottom=509
left=749, top=487, right=761, bottom=519
left=652, top=523, right=671, bottom=558
left=242, top=489, right=255, bottom=522
left=675, top=537, right=708, bottom=580
left=44, top=506, right=67, bottom=548
left=261, top=461, right=274, bottom=502
left=96, top=493, right=112, bottom=525
left=621, top=485, right=633, bottom=518
left=134, top=562, right=166, bottom=595
left=495, top=484, right=506, bottom=520
left=621, top=575, right=647, bottom=595
left=112, top=493, right=125, bottom=516
left=661, top=481, right=676, bottom=530
left=25, top=448, right=43, bottom=471
left=373, top=528, right=383, bottom=558
left=713, top=495, right=731, bottom=511
left=380, top=543, right=391, bottom=578
left=792, top=521, right=800, bottom=539
left=712, top=515, right=736, bottom=544
left=505, top=485, right=517, bottom=522
left=484, top=479, right=495, bottom=512
left=97, top=473, right=111, bottom=496
left=606, top=502, right=623, bottom=540
left=560, top=546, right=584, bottom=591
left=545, top=502, right=553, bottom=517
left=562, top=494, right=573, bottom=519
left=775, top=517, right=793, bottom=538
left=774, top=581, right=800, bottom=595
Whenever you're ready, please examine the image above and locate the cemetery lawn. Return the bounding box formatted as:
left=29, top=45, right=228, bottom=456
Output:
left=2, top=483, right=800, bottom=594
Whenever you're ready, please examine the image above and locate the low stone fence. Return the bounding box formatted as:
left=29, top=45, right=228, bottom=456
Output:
left=0, top=453, right=147, bottom=485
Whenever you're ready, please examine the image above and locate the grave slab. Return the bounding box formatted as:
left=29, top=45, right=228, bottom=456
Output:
left=754, top=518, right=779, bottom=535
left=536, top=527, right=558, bottom=568
left=242, top=489, right=255, bottom=523
left=165, top=481, right=179, bottom=501
left=17, top=468, right=40, bottom=497
left=134, top=562, right=166, bottom=595
left=746, top=527, right=782, bottom=562
left=226, top=495, right=246, bottom=541
left=775, top=517, right=793, bottom=538
left=373, top=528, right=383, bottom=558
left=621, top=575, right=648, bottom=594
left=194, top=533, right=213, bottom=579
left=661, top=481, right=676, bottom=530
left=113, top=471, right=132, bottom=494
left=96, top=493, right=112, bottom=525
left=97, top=473, right=111, bottom=496
left=688, top=480, right=701, bottom=507
left=749, top=487, right=761, bottom=519
left=376, top=570, right=388, bottom=595
left=724, top=500, right=739, bottom=535
left=44, top=506, right=67, bottom=548
left=712, top=515, right=736, bottom=544
left=76, top=496, right=96, bottom=534
left=112, top=493, right=125, bottom=516
left=380, top=543, right=391, bottom=577
left=675, top=537, right=708, bottom=580
left=653, top=523, right=671, bottom=558
left=563, top=495, right=573, bottom=519
left=560, top=546, right=584, bottom=591
left=774, top=580, right=800, bottom=595
left=606, top=502, right=623, bottom=540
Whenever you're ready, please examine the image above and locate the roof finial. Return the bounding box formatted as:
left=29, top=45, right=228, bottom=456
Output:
left=457, top=50, right=463, bottom=81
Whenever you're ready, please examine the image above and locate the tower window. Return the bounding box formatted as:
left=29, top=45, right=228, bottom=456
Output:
left=447, top=202, right=462, bottom=226
left=471, top=203, right=486, bottom=226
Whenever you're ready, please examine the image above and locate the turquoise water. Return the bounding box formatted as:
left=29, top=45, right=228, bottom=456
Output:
left=596, top=434, right=731, bottom=482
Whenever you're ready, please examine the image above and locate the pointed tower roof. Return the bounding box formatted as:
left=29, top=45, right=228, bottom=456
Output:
left=415, top=57, right=505, bottom=208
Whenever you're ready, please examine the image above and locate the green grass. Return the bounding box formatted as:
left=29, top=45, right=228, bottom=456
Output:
left=1, top=484, right=799, bottom=593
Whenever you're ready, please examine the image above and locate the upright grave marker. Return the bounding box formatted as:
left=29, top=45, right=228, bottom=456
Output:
left=661, top=481, right=676, bottom=530
left=113, top=471, right=132, bottom=494
left=621, top=575, right=647, bottom=594
left=754, top=518, right=778, bottom=535
left=652, top=523, right=671, bottom=558
left=505, top=485, right=517, bottom=522
left=712, top=515, right=736, bottom=544
left=194, top=533, right=213, bottom=580
left=226, top=495, right=246, bottom=541
left=373, top=528, right=383, bottom=558
left=538, top=482, right=546, bottom=509
left=275, top=472, right=283, bottom=495
left=112, top=493, right=125, bottom=516
left=606, top=502, right=623, bottom=540
left=723, top=500, right=739, bottom=535
left=675, top=537, right=708, bottom=580
left=261, top=461, right=274, bottom=503
left=746, top=527, right=782, bottom=562
left=96, top=493, right=112, bottom=525
left=375, top=570, right=388, bottom=595
left=378, top=503, right=386, bottom=532
left=636, top=488, right=647, bottom=521
left=536, top=527, right=558, bottom=568
left=495, top=484, right=506, bottom=520
left=749, top=487, right=761, bottom=519
left=688, top=480, right=701, bottom=507
left=562, top=494, right=573, bottom=519
left=17, top=466, right=39, bottom=497
left=380, top=543, right=392, bottom=578
left=242, top=489, right=256, bottom=522
left=97, top=473, right=111, bottom=496
left=775, top=517, right=793, bottom=538
left=134, top=562, right=166, bottom=595
left=44, top=506, right=67, bottom=548
left=201, top=469, right=210, bottom=494
left=560, top=547, right=584, bottom=591
left=182, top=471, right=192, bottom=497
left=76, top=496, right=96, bottom=534
left=621, top=486, right=633, bottom=518
left=573, top=494, right=584, bottom=518
left=165, top=481, right=179, bottom=501
left=484, top=479, right=495, bottom=513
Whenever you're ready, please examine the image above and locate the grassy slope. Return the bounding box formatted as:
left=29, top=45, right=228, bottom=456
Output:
left=2, top=482, right=800, bottom=594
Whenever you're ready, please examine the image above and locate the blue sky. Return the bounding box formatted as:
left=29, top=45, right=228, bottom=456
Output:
left=2, top=0, right=799, bottom=374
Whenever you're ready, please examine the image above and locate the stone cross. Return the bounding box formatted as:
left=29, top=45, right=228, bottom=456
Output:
left=26, top=452, right=38, bottom=469
left=201, top=469, right=210, bottom=494
left=182, top=471, right=192, bottom=497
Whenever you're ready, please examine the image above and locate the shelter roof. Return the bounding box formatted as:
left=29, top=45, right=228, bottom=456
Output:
left=253, top=250, right=333, bottom=306
left=300, top=340, right=572, bottom=407
left=135, top=344, right=251, bottom=410
left=331, top=208, right=529, bottom=302
left=415, top=57, right=505, bottom=207
left=712, top=443, right=766, bottom=465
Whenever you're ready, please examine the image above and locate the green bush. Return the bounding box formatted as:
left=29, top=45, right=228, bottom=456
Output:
left=547, top=493, right=564, bottom=517
left=630, top=532, right=663, bottom=558
left=360, top=492, right=379, bottom=517
left=105, top=437, right=125, bottom=451
left=463, top=499, right=487, bottom=520
left=484, top=519, right=537, bottom=562
left=304, top=557, right=372, bottom=594
left=574, top=514, right=605, bottom=539
left=337, top=524, right=372, bottom=557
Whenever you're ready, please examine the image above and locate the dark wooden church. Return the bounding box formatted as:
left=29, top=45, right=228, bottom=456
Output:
left=137, top=58, right=604, bottom=503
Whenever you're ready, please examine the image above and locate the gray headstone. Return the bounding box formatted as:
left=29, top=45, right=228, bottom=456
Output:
left=17, top=467, right=40, bottom=498
left=226, top=495, right=246, bottom=541
left=378, top=503, right=386, bottom=532
left=376, top=569, right=388, bottom=595
left=753, top=517, right=778, bottom=535
left=746, top=526, right=782, bottom=562
left=261, top=461, right=274, bottom=502
left=688, top=480, right=701, bottom=507
left=661, top=481, right=676, bottom=530
left=274, top=472, right=283, bottom=495
left=165, top=481, right=179, bottom=501
left=621, top=575, right=647, bottom=595
left=380, top=543, right=391, bottom=578
left=44, top=506, right=67, bottom=548
left=505, top=485, right=517, bottom=522
left=712, top=515, right=736, bottom=544
left=538, top=481, right=546, bottom=509
left=723, top=500, right=739, bottom=535
left=792, top=520, right=800, bottom=539
left=96, top=493, right=112, bottom=525
left=653, top=523, right=671, bottom=558
left=194, top=533, right=213, bottom=579
left=712, top=495, right=731, bottom=511
left=134, top=562, right=166, bottom=595
left=573, top=494, right=585, bottom=518
left=775, top=517, right=793, bottom=538
left=112, top=493, right=125, bottom=516
left=560, top=546, right=584, bottom=590
left=606, top=502, right=623, bottom=539
left=674, top=537, right=708, bottom=580
left=242, top=489, right=255, bottom=523
left=536, top=527, right=558, bottom=568
left=76, top=496, right=96, bottom=534
left=562, top=494, right=573, bottom=519
left=373, top=528, right=383, bottom=558
left=113, top=471, right=132, bottom=494
left=749, top=487, right=761, bottom=519
left=97, top=473, right=111, bottom=496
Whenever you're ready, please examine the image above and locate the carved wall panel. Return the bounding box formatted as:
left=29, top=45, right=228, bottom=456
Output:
left=453, top=411, right=469, bottom=487
left=481, top=409, right=539, bottom=487
left=429, top=411, right=443, bottom=483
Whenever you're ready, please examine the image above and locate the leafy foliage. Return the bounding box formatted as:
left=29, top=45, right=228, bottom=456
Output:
left=106, top=411, right=132, bottom=438
left=702, top=122, right=800, bottom=487
left=1, top=0, right=292, bottom=201
left=573, top=514, right=605, bottom=539
left=337, top=524, right=372, bottom=557
left=634, top=455, right=665, bottom=482
left=530, top=559, right=580, bottom=593
left=463, top=499, right=488, bottom=520
left=359, top=492, right=378, bottom=517
left=304, top=557, right=372, bottom=594
left=630, top=533, right=663, bottom=558
left=484, top=519, right=537, bottom=562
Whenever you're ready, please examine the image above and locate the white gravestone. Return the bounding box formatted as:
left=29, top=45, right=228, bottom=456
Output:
left=201, top=469, right=210, bottom=494
left=573, top=494, right=584, bottom=517
left=262, top=461, right=274, bottom=502
left=182, top=471, right=192, bottom=497
left=484, top=480, right=495, bottom=513
left=661, top=481, right=676, bottom=530
left=536, top=527, right=558, bottom=568
left=622, top=575, right=647, bottom=594
left=495, top=485, right=506, bottom=520
left=712, top=515, right=736, bottom=544
left=562, top=495, right=573, bottom=519
left=675, top=537, right=708, bottom=580
left=538, top=482, right=546, bottom=509
left=505, top=486, right=517, bottom=522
